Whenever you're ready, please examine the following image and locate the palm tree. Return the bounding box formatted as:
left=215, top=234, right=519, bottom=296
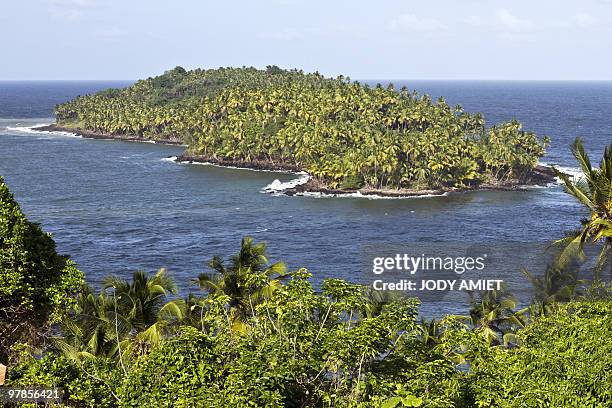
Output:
left=553, top=138, right=612, bottom=279
left=465, top=290, right=527, bottom=346
left=56, top=269, right=184, bottom=361
left=55, top=285, right=129, bottom=361
left=56, top=66, right=549, bottom=193
left=362, top=287, right=402, bottom=318
left=180, top=293, right=211, bottom=332
left=196, top=237, right=288, bottom=320
left=521, top=261, right=586, bottom=317
left=103, top=268, right=185, bottom=347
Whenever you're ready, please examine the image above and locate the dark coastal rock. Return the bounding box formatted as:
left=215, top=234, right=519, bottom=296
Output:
left=176, top=154, right=302, bottom=172
left=283, top=180, right=448, bottom=197
left=526, top=164, right=557, bottom=184
left=33, top=124, right=186, bottom=146
left=283, top=166, right=557, bottom=198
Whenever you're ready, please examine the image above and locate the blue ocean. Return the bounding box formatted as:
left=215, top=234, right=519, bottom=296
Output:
left=1, top=80, right=611, bottom=315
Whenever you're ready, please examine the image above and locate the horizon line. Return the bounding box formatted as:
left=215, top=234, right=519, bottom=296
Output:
left=2, top=78, right=612, bottom=82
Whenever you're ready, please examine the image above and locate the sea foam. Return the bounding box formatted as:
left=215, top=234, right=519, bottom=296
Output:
left=539, top=161, right=582, bottom=182
left=164, top=157, right=449, bottom=199
left=160, top=156, right=179, bottom=163
left=5, top=124, right=80, bottom=138
left=552, top=165, right=583, bottom=181
left=261, top=173, right=311, bottom=195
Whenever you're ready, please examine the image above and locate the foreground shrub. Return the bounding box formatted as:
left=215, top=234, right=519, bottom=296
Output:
left=5, top=233, right=610, bottom=407
left=118, top=327, right=224, bottom=407
left=468, top=301, right=612, bottom=407
left=118, top=273, right=465, bottom=407
left=0, top=176, right=83, bottom=364
left=10, top=352, right=120, bottom=407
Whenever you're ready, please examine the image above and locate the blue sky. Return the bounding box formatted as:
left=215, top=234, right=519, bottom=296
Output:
left=2, top=0, right=612, bottom=80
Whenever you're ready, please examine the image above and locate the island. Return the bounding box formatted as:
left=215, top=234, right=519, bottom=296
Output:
left=38, top=66, right=555, bottom=196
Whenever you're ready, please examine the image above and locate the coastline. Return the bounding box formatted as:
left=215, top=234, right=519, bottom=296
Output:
left=34, top=123, right=558, bottom=198
left=177, top=153, right=302, bottom=172
left=33, top=124, right=186, bottom=146
left=175, top=154, right=557, bottom=198
left=281, top=165, right=557, bottom=198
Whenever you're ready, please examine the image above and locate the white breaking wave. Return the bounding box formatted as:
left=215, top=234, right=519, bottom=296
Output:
left=520, top=184, right=552, bottom=190
left=264, top=163, right=571, bottom=199
left=5, top=124, right=189, bottom=146
left=552, top=165, right=583, bottom=181
left=261, top=173, right=311, bottom=194
left=161, top=157, right=313, bottom=194
left=5, top=124, right=80, bottom=138
left=160, top=156, right=179, bottom=163
left=6, top=124, right=50, bottom=134
left=165, top=158, right=455, bottom=199
left=539, top=161, right=583, bottom=182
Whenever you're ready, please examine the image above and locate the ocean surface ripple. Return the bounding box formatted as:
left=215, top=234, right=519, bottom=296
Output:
left=2, top=80, right=610, bottom=315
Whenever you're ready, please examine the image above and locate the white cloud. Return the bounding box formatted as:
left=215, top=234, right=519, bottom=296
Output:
left=48, top=0, right=95, bottom=20
left=390, top=14, right=448, bottom=33
left=464, top=15, right=486, bottom=28
left=543, top=12, right=599, bottom=29
left=494, top=9, right=535, bottom=31
left=468, top=9, right=601, bottom=32
left=465, top=9, right=534, bottom=31
left=572, top=13, right=598, bottom=27
left=463, top=9, right=535, bottom=44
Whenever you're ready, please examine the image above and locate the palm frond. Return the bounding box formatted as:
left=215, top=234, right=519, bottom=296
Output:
left=570, top=138, right=594, bottom=181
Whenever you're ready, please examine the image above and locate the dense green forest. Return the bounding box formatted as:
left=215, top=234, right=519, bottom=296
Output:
left=1, top=139, right=610, bottom=407
left=53, top=66, right=550, bottom=191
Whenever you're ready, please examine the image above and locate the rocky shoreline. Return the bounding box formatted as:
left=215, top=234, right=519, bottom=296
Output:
left=34, top=124, right=558, bottom=198
left=176, top=153, right=303, bottom=172
left=33, top=124, right=186, bottom=146
left=176, top=154, right=557, bottom=198
left=280, top=165, right=556, bottom=198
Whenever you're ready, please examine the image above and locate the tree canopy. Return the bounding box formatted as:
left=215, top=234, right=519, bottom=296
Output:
left=0, top=176, right=83, bottom=364
left=55, top=66, right=549, bottom=191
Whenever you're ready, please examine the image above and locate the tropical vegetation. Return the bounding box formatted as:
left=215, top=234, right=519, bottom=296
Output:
left=54, top=66, right=550, bottom=191
left=0, top=175, right=83, bottom=366
left=5, top=238, right=611, bottom=407
left=553, top=138, right=612, bottom=275
left=1, top=141, right=610, bottom=407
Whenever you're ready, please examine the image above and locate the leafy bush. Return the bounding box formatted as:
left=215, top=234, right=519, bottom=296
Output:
left=119, top=327, right=224, bottom=407
left=467, top=301, right=612, bottom=407
left=118, top=273, right=465, bottom=407
left=9, top=274, right=612, bottom=407
left=340, top=174, right=366, bottom=190
left=0, top=176, right=83, bottom=363
left=10, top=352, right=121, bottom=407
left=4, top=229, right=610, bottom=407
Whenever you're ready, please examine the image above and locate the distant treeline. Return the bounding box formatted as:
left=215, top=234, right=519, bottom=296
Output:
left=55, top=66, right=549, bottom=190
